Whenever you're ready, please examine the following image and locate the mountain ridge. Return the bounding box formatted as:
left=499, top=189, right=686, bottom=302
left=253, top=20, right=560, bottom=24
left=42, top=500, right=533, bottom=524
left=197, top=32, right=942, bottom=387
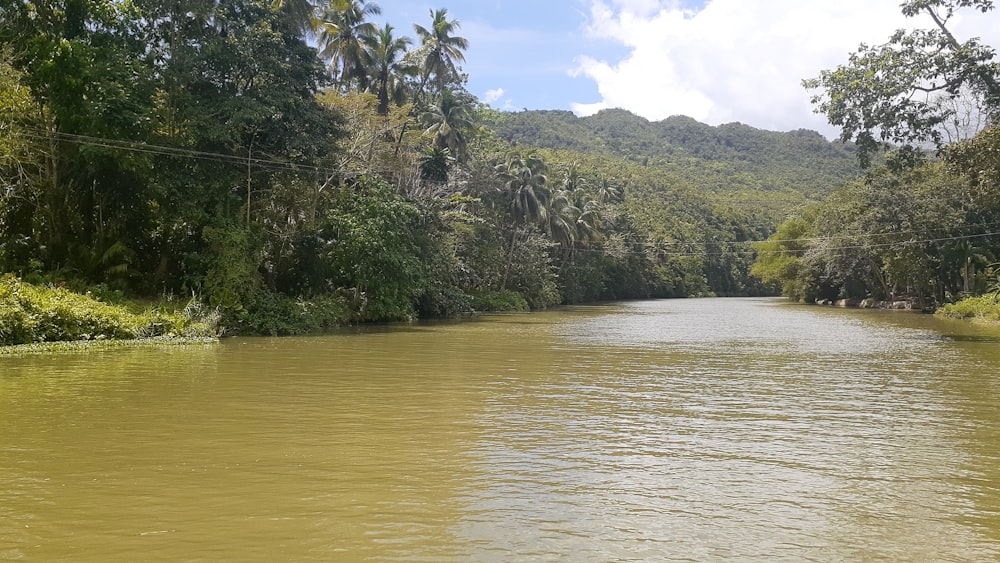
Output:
left=488, top=107, right=859, bottom=200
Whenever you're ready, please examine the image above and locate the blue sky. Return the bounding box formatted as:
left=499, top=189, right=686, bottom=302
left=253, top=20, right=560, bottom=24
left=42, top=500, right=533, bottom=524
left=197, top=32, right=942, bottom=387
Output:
left=373, top=0, right=623, bottom=109
left=370, top=0, right=1000, bottom=138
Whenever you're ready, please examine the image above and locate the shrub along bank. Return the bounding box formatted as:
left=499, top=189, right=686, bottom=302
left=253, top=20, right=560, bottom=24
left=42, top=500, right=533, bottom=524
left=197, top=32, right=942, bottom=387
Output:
left=0, top=275, right=221, bottom=346
left=937, top=295, right=1000, bottom=323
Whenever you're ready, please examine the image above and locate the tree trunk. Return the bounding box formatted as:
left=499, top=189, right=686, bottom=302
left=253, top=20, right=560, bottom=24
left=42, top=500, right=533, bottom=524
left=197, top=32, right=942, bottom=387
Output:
left=501, top=227, right=519, bottom=291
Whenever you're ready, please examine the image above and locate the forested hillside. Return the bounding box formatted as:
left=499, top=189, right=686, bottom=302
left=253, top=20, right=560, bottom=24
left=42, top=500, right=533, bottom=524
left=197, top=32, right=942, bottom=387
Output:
left=491, top=109, right=859, bottom=201
left=479, top=108, right=865, bottom=302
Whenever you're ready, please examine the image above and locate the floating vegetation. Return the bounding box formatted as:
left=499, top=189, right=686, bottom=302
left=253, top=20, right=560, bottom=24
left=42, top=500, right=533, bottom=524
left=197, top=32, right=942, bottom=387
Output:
left=0, top=336, right=218, bottom=357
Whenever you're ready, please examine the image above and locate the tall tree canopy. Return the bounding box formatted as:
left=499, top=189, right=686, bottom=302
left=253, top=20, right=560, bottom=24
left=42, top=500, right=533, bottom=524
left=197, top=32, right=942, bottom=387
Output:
left=361, top=23, right=415, bottom=115
left=316, top=0, right=381, bottom=87
left=412, top=8, right=468, bottom=101
left=804, top=0, right=1000, bottom=166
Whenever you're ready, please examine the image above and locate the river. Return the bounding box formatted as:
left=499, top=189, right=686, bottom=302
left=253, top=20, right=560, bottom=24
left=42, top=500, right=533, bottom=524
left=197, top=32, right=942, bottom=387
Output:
left=2, top=297, right=1000, bottom=561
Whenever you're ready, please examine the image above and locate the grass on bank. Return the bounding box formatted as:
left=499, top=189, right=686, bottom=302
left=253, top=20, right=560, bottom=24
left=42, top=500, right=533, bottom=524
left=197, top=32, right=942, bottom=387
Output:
left=0, top=275, right=221, bottom=347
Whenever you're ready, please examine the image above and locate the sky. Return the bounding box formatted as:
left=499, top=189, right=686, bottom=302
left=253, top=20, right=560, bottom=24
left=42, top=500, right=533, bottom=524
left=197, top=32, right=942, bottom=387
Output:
left=371, top=0, right=1000, bottom=138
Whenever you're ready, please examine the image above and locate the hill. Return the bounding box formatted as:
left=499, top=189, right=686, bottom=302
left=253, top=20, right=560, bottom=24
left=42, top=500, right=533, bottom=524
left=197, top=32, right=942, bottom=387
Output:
left=489, top=109, right=860, bottom=202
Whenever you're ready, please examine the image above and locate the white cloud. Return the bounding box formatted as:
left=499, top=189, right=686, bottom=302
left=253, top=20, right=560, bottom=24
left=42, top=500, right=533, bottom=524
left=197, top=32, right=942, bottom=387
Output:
left=484, top=87, right=505, bottom=103
left=570, top=0, right=1000, bottom=136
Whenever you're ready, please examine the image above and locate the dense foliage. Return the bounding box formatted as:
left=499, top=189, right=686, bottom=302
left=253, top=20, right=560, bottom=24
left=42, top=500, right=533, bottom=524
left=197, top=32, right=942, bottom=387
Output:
left=759, top=0, right=1000, bottom=315
left=0, top=0, right=861, bottom=339
left=0, top=275, right=219, bottom=345
left=804, top=0, right=1000, bottom=167
left=752, top=159, right=1000, bottom=306
left=490, top=112, right=861, bottom=299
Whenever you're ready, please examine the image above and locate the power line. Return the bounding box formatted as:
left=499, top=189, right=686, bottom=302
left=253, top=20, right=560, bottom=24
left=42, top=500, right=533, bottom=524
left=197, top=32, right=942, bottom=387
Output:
left=598, top=221, right=1000, bottom=247
left=570, top=230, right=1000, bottom=258
left=10, top=124, right=1000, bottom=258
left=14, top=125, right=337, bottom=176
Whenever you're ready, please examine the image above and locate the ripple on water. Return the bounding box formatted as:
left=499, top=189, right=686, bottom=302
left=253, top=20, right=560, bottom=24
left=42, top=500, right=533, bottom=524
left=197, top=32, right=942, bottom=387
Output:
left=3, top=298, right=1000, bottom=561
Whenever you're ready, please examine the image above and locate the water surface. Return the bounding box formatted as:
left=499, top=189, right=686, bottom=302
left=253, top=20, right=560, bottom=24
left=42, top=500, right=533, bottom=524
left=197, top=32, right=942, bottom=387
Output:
left=2, top=298, right=1000, bottom=561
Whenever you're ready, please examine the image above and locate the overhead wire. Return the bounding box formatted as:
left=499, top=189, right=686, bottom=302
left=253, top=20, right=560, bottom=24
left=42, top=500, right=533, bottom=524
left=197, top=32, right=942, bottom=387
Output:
left=8, top=123, right=1000, bottom=259
left=14, top=125, right=337, bottom=176
left=604, top=221, right=1000, bottom=246
left=568, top=230, right=1000, bottom=258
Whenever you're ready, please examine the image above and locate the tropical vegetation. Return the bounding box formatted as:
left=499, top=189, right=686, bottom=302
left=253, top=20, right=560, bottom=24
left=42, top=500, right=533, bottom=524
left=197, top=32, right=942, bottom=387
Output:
left=0, top=274, right=219, bottom=346
left=5, top=0, right=997, bottom=344
left=0, top=0, right=861, bottom=342
left=754, top=0, right=1000, bottom=320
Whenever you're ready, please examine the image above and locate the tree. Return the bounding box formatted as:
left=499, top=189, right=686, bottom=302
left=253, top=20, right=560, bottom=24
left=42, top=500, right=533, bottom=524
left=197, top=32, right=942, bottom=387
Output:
left=547, top=164, right=605, bottom=254
left=494, top=152, right=550, bottom=289
left=0, top=46, right=43, bottom=273
left=497, top=151, right=550, bottom=226
left=269, top=0, right=319, bottom=33
left=316, top=0, right=381, bottom=87
left=804, top=0, right=1000, bottom=167
left=542, top=189, right=581, bottom=249
left=320, top=90, right=416, bottom=183
left=420, top=88, right=476, bottom=161
left=418, top=147, right=454, bottom=185
left=412, top=9, right=469, bottom=101
left=751, top=217, right=816, bottom=301
left=0, top=0, right=157, bottom=275
left=361, top=23, right=416, bottom=115
left=318, top=177, right=425, bottom=321
left=945, top=121, right=1000, bottom=210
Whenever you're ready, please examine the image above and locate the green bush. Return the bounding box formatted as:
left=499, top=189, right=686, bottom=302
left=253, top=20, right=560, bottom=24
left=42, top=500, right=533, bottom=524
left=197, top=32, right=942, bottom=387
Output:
left=937, top=295, right=1000, bottom=322
left=418, top=286, right=473, bottom=318
left=0, top=275, right=220, bottom=345
left=470, top=290, right=530, bottom=312
left=228, top=290, right=350, bottom=336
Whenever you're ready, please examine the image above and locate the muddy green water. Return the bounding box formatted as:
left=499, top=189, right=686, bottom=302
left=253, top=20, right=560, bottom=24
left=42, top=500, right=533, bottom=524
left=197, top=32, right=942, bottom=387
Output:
left=3, top=298, right=1000, bottom=561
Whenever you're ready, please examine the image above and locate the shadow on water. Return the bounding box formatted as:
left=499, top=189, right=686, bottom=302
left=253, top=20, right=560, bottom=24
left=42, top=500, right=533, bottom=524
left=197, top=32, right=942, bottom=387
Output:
left=943, top=334, right=1000, bottom=343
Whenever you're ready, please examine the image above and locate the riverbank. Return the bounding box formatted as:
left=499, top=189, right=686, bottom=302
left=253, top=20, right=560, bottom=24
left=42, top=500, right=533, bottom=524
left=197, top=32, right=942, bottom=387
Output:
left=936, top=294, right=1000, bottom=324
left=0, top=276, right=541, bottom=350
left=0, top=275, right=221, bottom=347
left=812, top=293, right=1000, bottom=324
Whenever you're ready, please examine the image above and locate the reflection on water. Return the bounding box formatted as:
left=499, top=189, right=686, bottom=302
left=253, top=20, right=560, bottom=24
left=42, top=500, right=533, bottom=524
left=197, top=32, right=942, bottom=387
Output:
left=2, top=298, right=1000, bottom=561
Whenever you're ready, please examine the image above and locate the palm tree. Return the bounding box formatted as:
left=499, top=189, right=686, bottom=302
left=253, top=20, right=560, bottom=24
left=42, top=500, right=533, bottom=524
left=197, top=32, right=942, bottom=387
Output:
left=561, top=162, right=587, bottom=193
left=420, top=88, right=476, bottom=160
left=361, top=23, right=416, bottom=115
left=315, top=0, right=381, bottom=88
left=558, top=164, right=606, bottom=243
left=575, top=196, right=603, bottom=243
left=269, top=0, right=322, bottom=34
left=496, top=152, right=549, bottom=289
left=945, top=239, right=993, bottom=293
left=543, top=189, right=581, bottom=249
left=546, top=166, right=606, bottom=265
left=497, top=152, right=549, bottom=226
left=419, top=147, right=454, bottom=185
left=594, top=176, right=623, bottom=204
left=413, top=9, right=469, bottom=101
